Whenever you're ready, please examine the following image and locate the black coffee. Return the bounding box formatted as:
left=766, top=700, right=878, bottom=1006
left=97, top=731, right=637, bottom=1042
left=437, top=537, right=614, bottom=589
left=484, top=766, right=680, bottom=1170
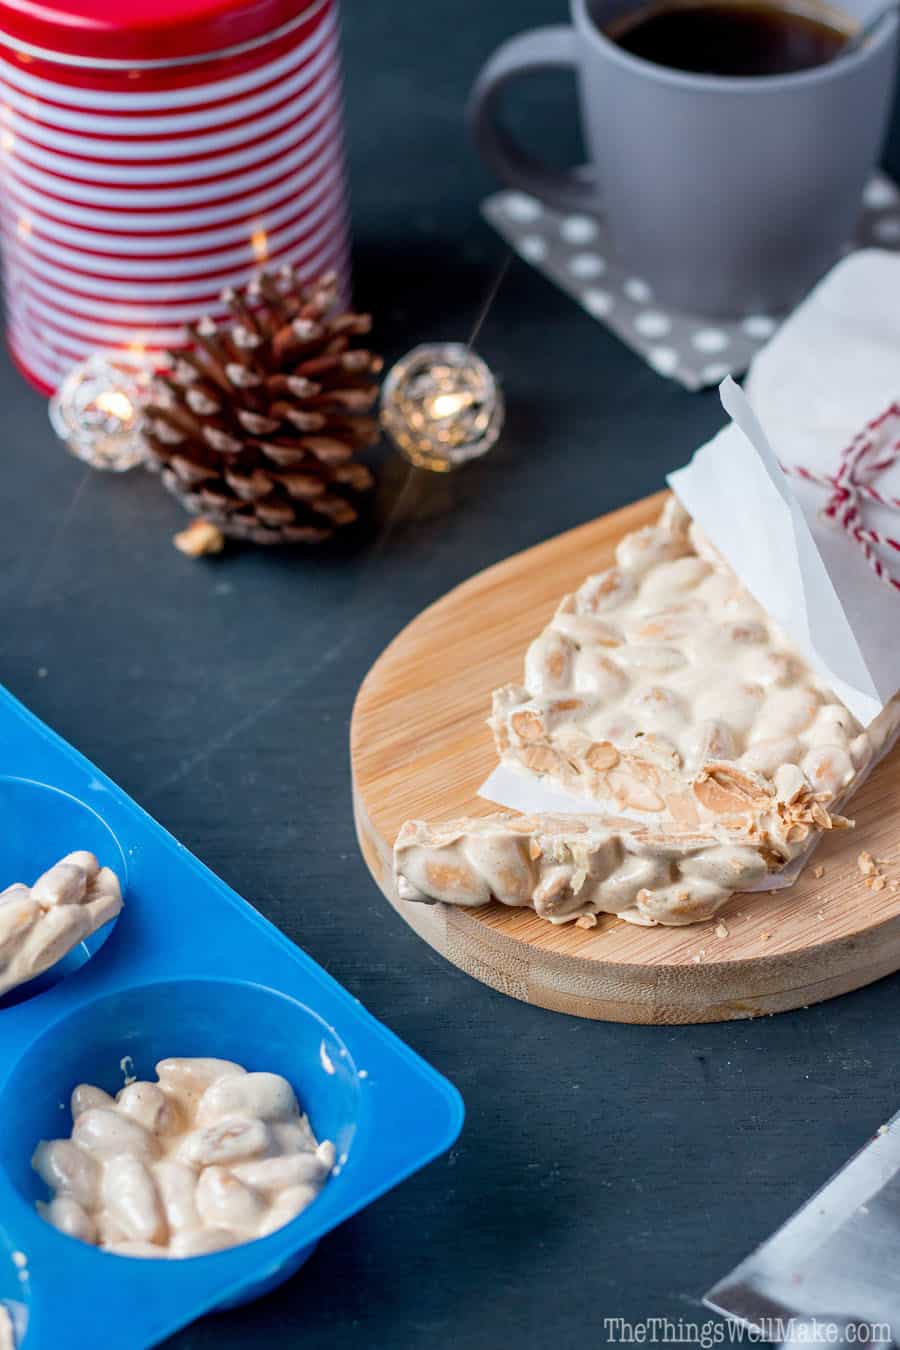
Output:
left=603, top=0, right=852, bottom=76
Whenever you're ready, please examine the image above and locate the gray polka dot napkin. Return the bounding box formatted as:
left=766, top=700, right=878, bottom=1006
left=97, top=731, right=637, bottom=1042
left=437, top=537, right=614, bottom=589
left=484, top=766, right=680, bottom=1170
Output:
left=481, top=174, right=900, bottom=391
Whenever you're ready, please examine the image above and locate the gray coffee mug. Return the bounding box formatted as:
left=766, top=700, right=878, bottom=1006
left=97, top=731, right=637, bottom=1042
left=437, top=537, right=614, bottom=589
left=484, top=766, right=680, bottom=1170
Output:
left=469, top=0, right=898, bottom=316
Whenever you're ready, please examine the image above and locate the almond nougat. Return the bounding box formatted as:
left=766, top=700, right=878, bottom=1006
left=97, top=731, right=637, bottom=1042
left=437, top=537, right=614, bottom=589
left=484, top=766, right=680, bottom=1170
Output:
left=0, top=852, right=122, bottom=996
left=395, top=813, right=771, bottom=927
left=393, top=497, right=899, bottom=926
left=489, top=497, right=900, bottom=836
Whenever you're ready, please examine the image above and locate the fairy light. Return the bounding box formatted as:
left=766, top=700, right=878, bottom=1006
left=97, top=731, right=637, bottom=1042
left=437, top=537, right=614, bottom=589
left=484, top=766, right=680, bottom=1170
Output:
left=380, top=343, right=503, bottom=472
left=95, top=389, right=135, bottom=422
left=251, top=226, right=269, bottom=262
left=427, top=390, right=473, bottom=420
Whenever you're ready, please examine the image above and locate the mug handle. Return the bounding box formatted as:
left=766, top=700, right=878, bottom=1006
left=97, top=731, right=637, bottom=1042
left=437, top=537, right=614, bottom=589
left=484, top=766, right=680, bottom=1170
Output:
left=468, top=25, right=598, bottom=213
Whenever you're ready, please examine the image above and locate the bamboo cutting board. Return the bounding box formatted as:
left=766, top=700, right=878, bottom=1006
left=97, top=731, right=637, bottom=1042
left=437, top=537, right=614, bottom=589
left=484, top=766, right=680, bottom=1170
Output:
left=351, top=491, right=900, bottom=1023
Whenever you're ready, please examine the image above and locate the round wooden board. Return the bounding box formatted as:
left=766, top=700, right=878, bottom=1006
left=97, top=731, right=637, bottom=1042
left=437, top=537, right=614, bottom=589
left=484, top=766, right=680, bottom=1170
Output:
left=351, top=491, right=900, bottom=1023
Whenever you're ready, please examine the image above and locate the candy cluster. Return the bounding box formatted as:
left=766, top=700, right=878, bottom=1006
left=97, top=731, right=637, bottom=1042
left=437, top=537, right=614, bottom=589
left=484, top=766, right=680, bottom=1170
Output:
left=0, top=852, right=122, bottom=997
left=33, top=1058, right=334, bottom=1258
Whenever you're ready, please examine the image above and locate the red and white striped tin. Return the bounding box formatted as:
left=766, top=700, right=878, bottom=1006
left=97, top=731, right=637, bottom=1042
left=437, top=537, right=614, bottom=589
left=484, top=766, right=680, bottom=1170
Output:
left=0, top=0, right=351, bottom=395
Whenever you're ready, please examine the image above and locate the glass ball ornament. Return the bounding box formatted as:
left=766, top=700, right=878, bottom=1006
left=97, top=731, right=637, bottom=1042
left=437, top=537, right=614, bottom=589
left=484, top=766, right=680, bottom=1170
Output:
left=49, top=354, right=148, bottom=472
left=380, top=343, right=504, bottom=472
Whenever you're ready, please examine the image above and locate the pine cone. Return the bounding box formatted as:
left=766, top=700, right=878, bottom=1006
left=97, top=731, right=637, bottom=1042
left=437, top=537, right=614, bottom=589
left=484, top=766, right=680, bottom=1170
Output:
left=143, top=269, right=381, bottom=546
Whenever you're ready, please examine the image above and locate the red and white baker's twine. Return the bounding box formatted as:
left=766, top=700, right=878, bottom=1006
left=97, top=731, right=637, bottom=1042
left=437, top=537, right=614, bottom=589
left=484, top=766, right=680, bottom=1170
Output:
left=781, top=403, right=900, bottom=594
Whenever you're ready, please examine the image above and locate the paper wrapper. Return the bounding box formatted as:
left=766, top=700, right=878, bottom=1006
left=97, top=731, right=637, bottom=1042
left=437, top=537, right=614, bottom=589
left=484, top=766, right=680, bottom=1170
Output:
left=480, top=250, right=900, bottom=887
left=672, top=250, right=900, bottom=727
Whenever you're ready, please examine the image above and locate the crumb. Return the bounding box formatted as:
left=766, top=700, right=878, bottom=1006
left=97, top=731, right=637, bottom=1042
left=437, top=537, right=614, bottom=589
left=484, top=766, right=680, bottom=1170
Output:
left=715, top=920, right=729, bottom=939
left=575, top=913, right=597, bottom=930
left=692, top=951, right=705, bottom=964
left=857, top=850, right=878, bottom=877
left=877, top=1123, right=890, bottom=1136
left=812, top=865, right=825, bottom=879
left=871, top=875, right=887, bottom=891
left=37, top=666, right=47, bottom=679
left=759, top=931, right=771, bottom=942
left=174, top=517, right=225, bottom=557
left=892, top=881, right=899, bottom=890
left=816, top=910, right=825, bottom=921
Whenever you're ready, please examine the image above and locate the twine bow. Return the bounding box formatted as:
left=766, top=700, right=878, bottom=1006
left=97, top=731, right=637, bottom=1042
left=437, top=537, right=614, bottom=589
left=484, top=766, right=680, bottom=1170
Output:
left=781, top=403, right=900, bottom=593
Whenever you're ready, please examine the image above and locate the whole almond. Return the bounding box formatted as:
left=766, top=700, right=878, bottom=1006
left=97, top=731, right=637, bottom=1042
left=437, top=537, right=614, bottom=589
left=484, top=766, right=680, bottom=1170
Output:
left=585, top=741, right=619, bottom=771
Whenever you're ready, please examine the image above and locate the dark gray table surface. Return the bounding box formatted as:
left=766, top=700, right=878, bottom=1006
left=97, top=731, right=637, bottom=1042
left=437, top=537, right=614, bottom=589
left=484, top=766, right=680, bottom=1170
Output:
left=3, top=3, right=900, bottom=1347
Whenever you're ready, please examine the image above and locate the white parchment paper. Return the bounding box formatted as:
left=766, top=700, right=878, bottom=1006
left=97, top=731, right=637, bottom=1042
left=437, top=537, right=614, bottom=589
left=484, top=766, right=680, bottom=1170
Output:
left=670, top=251, right=900, bottom=726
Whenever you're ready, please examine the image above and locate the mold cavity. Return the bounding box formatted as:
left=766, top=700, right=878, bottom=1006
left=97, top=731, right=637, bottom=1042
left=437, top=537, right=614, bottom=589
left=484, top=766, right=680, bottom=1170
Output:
left=0, top=778, right=127, bottom=1009
left=0, top=979, right=359, bottom=1234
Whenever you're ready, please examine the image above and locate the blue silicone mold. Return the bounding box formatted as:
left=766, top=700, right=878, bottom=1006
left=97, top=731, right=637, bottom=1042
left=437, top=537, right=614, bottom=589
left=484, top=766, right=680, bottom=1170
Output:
left=0, top=685, right=464, bottom=1350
